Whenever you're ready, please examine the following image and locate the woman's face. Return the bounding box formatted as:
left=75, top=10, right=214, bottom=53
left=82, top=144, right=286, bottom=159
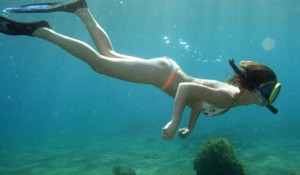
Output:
left=255, top=94, right=267, bottom=106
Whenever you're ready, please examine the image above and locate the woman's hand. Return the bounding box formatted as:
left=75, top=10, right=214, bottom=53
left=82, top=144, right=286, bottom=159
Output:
left=178, top=128, right=191, bottom=139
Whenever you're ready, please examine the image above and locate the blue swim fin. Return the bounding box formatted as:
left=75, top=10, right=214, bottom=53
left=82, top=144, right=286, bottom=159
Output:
left=3, top=0, right=87, bottom=14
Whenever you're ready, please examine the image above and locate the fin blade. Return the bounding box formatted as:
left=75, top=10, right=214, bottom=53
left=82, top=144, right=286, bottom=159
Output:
left=3, top=3, right=60, bottom=13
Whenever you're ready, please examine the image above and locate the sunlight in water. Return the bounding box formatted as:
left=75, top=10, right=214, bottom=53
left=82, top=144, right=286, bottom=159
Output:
left=262, top=37, right=275, bottom=51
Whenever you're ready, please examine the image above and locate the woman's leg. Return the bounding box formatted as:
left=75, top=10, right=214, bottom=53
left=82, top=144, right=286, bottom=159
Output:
left=32, top=27, right=168, bottom=86
left=74, top=8, right=129, bottom=59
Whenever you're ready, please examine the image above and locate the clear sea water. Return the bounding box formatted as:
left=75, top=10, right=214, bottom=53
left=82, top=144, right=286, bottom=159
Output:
left=0, top=0, right=299, bottom=175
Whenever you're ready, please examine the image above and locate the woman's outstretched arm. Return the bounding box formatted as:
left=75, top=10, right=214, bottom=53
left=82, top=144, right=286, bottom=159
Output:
left=162, top=82, right=234, bottom=140
left=178, top=107, right=201, bottom=139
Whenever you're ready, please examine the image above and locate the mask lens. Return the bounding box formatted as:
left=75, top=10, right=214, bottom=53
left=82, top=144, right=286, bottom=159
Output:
left=257, top=83, right=275, bottom=102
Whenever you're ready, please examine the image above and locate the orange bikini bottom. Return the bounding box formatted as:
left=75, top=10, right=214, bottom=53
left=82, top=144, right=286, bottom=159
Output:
left=161, top=58, right=180, bottom=90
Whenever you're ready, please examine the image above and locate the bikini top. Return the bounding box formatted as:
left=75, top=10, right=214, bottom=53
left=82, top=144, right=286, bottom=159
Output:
left=200, top=101, right=227, bottom=117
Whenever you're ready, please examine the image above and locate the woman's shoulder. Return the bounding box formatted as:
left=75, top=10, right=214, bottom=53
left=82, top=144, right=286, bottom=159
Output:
left=202, top=79, right=241, bottom=101
left=201, top=79, right=234, bottom=88
left=187, top=78, right=240, bottom=94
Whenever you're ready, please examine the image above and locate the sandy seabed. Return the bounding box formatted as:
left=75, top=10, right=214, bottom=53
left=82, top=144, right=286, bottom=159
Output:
left=0, top=131, right=299, bottom=175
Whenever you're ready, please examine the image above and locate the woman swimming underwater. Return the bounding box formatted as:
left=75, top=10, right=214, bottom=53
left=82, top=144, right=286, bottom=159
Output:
left=0, top=0, right=281, bottom=140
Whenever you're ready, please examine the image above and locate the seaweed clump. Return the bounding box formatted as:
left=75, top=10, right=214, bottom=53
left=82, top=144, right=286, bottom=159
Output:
left=112, top=164, right=136, bottom=175
left=193, top=138, right=245, bottom=175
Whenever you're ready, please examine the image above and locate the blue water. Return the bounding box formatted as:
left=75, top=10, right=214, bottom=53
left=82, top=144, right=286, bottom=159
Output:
left=0, top=0, right=300, bottom=175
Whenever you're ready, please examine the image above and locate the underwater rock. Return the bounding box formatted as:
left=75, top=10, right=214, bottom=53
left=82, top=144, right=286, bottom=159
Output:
left=193, top=138, right=245, bottom=175
left=112, top=164, right=136, bottom=175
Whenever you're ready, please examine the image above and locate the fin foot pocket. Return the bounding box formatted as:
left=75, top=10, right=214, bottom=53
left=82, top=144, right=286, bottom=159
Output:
left=0, top=16, right=51, bottom=36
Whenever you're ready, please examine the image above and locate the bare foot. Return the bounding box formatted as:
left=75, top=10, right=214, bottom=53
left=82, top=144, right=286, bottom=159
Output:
left=162, top=121, right=177, bottom=140
left=178, top=128, right=191, bottom=139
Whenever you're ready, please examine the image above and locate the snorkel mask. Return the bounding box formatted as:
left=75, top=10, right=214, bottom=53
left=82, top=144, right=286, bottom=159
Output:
left=229, top=59, right=281, bottom=114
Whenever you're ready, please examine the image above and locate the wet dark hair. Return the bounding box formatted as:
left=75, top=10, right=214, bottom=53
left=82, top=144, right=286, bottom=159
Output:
left=228, top=61, right=277, bottom=91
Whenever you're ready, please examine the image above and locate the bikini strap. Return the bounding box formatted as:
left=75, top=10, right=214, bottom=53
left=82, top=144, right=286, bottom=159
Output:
left=161, top=67, right=180, bottom=90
